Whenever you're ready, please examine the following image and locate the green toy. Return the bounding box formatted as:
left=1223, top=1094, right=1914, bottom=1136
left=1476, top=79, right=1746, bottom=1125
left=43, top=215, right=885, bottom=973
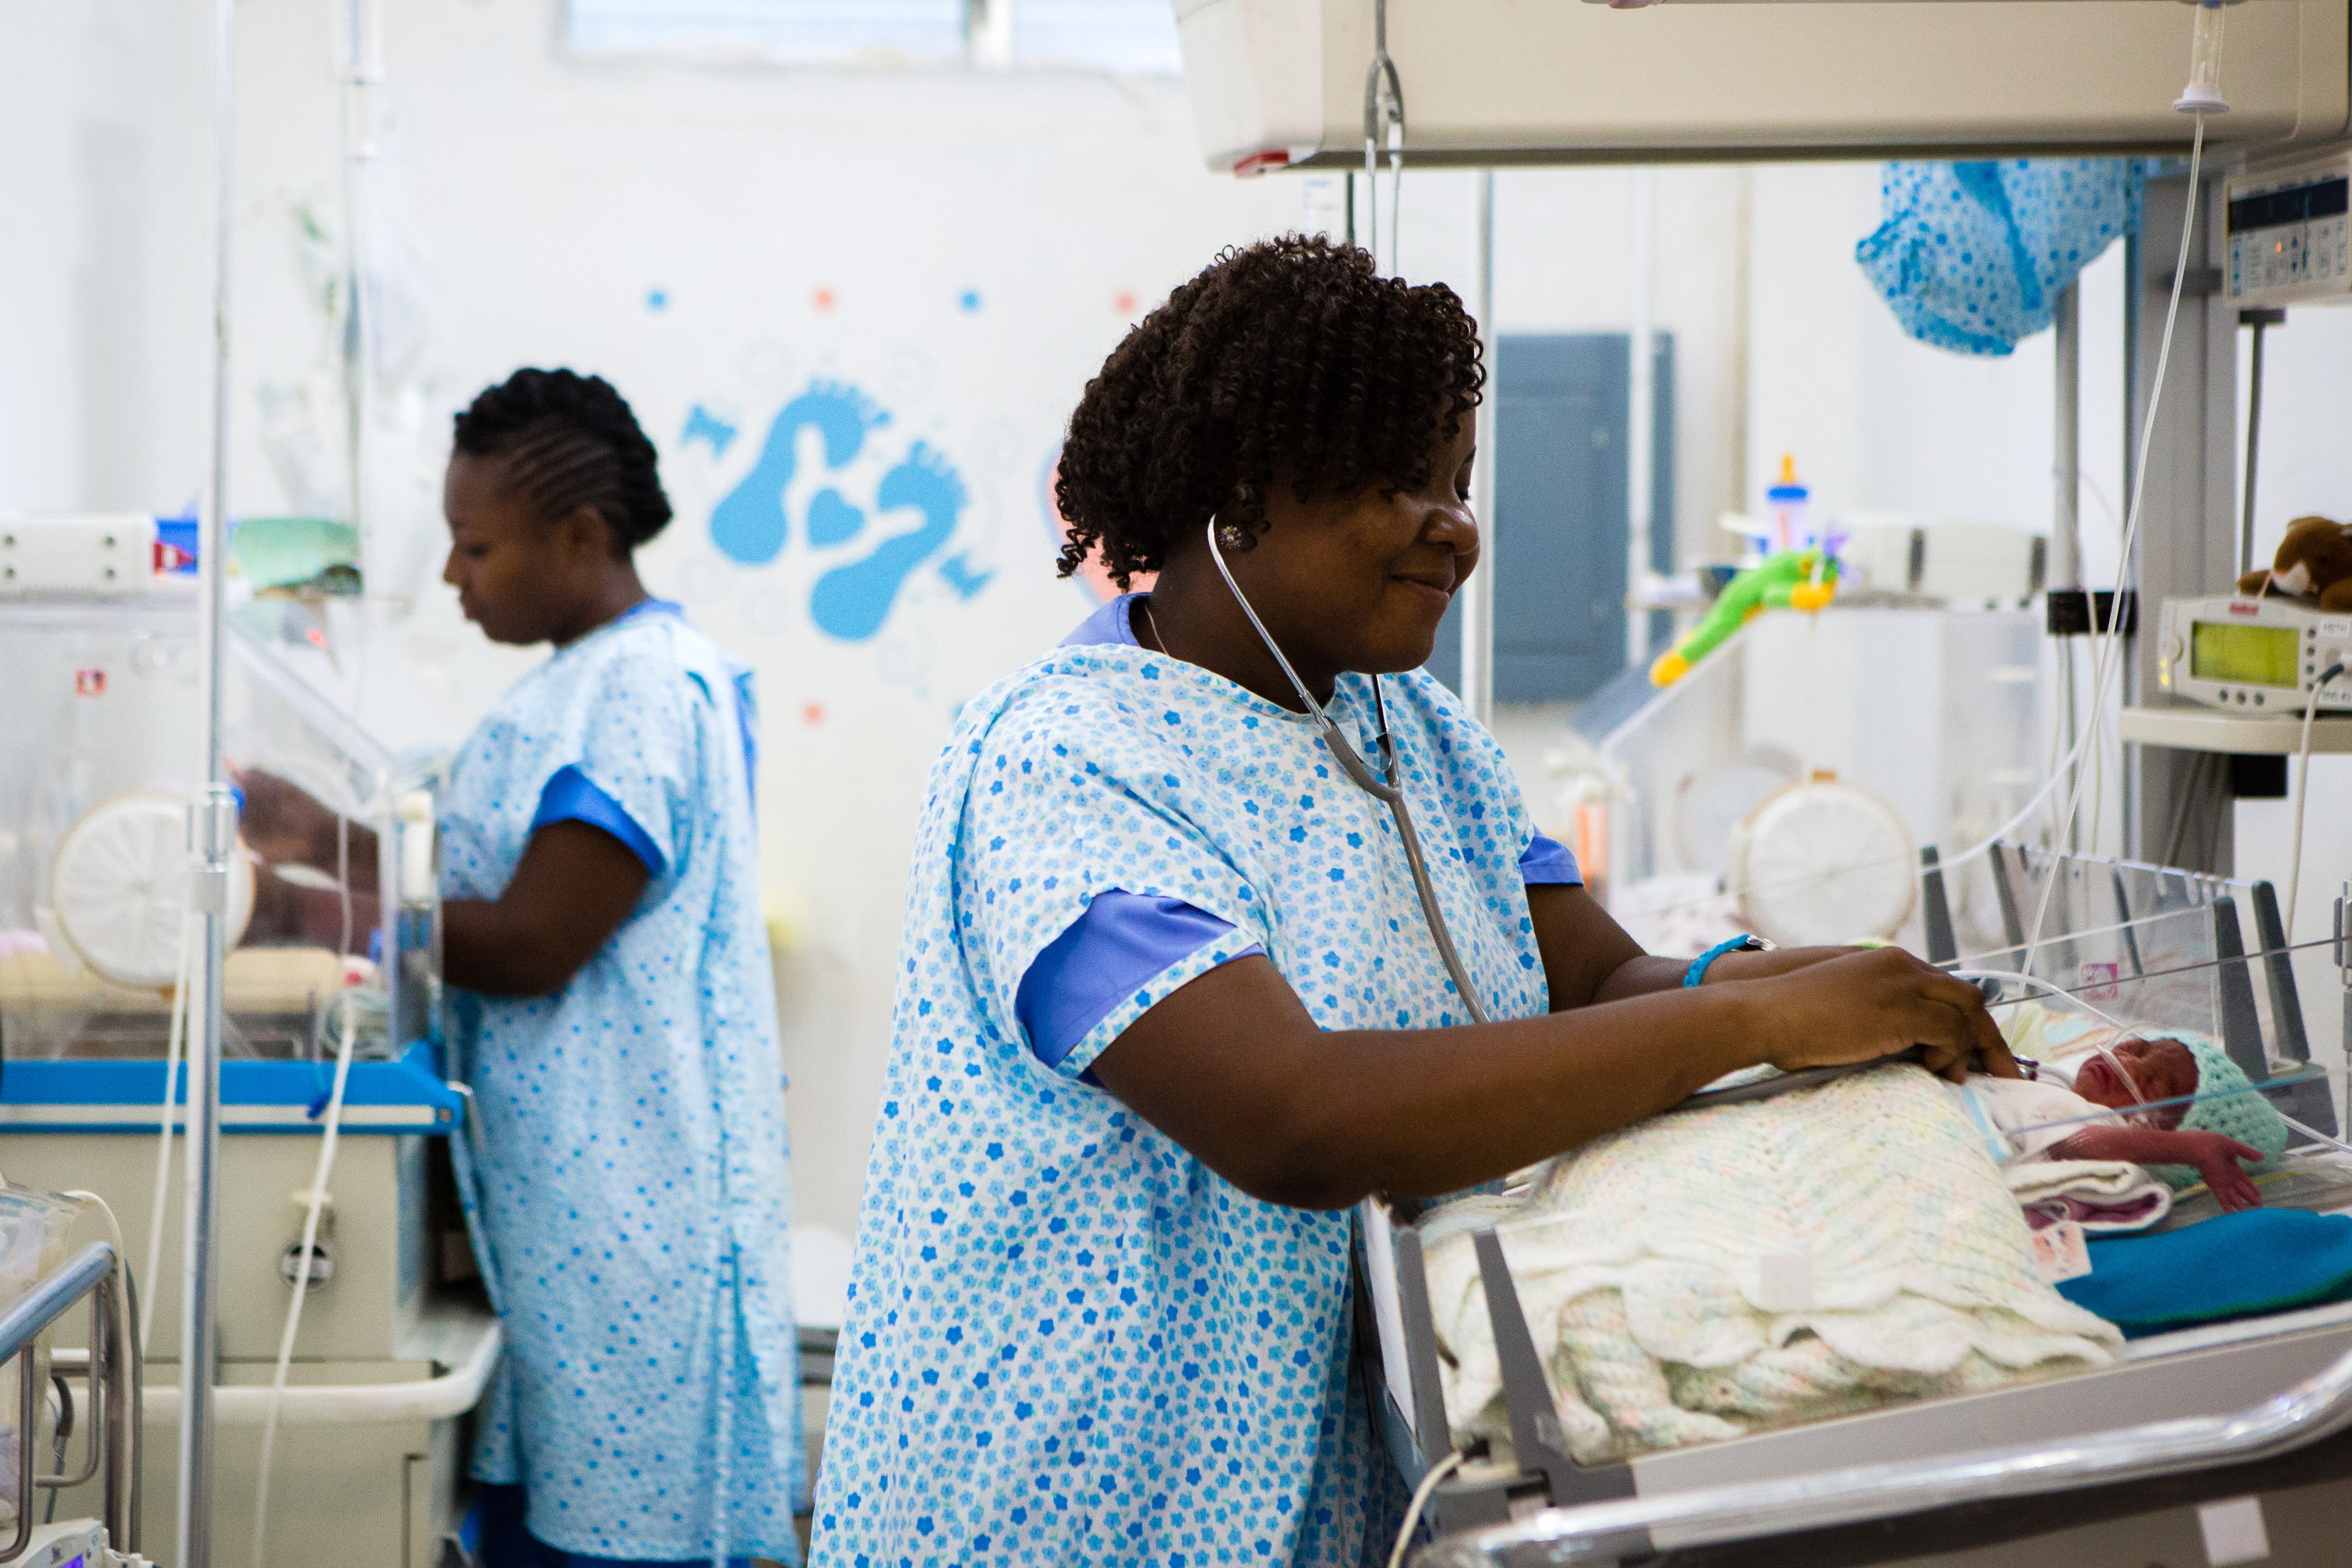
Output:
left=1649, top=547, right=1839, bottom=688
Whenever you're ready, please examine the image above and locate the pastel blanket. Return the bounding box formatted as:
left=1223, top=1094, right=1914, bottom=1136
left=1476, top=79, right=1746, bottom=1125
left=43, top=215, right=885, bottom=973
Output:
left=1424, top=1064, right=2124, bottom=1464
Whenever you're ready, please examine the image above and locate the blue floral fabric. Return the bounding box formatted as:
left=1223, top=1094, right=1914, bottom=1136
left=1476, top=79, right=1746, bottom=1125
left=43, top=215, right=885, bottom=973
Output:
left=813, top=637, right=1552, bottom=1567
left=1857, top=159, right=2141, bottom=356
left=441, top=605, right=803, bottom=1564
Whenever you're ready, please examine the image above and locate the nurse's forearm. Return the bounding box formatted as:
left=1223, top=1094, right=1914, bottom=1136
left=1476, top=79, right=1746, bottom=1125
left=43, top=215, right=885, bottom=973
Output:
left=1092, top=948, right=2002, bottom=1208
left=439, top=820, right=650, bottom=997
left=1090, top=946, right=2007, bottom=1210
left=1590, top=946, right=1860, bottom=1001
left=1520, top=885, right=1846, bottom=1008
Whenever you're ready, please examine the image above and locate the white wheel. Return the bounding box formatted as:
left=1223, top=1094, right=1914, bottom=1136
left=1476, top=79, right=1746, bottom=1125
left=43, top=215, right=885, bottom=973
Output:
left=1728, top=778, right=1917, bottom=948
left=49, top=792, right=254, bottom=988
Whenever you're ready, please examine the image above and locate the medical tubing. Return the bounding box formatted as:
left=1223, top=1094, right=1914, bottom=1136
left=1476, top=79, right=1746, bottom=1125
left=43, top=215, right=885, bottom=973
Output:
left=1386, top=1449, right=1465, bottom=1568
left=2022, top=110, right=2207, bottom=974
left=141, top=914, right=194, bottom=1352
left=1202, top=522, right=1494, bottom=1023
left=2284, top=664, right=2346, bottom=946
left=251, top=989, right=358, bottom=1568
left=1946, top=968, right=2151, bottom=1119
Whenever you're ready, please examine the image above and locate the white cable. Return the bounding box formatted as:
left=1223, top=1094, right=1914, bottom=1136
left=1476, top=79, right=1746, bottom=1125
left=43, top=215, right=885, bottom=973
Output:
left=2284, top=664, right=2346, bottom=946
left=251, top=988, right=358, bottom=1568
left=1386, top=1449, right=1466, bottom=1568
left=140, top=914, right=194, bottom=1352
left=2021, top=111, right=2208, bottom=973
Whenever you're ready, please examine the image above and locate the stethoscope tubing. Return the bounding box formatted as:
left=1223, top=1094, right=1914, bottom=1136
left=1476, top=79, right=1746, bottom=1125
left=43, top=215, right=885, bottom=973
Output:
left=1203, top=520, right=1493, bottom=1026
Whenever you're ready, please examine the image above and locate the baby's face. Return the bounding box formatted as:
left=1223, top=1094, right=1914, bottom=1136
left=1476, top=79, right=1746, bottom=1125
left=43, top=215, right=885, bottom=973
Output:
left=2072, top=1036, right=2198, bottom=1127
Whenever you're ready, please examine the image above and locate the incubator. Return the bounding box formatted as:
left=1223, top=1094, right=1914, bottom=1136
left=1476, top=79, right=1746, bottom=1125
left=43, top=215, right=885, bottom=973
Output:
left=1366, top=847, right=2352, bottom=1564
left=0, top=596, right=489, bottom=1568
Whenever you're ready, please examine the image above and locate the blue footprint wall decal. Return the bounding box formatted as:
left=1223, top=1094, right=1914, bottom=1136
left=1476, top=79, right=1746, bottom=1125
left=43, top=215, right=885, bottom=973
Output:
left=806, top=488, right=864, bottom=548
left=811, top=443, right=966, bottom=641
left=681, top=404, right=738, bottom=459
left=709, top=382, right=887, bottom=565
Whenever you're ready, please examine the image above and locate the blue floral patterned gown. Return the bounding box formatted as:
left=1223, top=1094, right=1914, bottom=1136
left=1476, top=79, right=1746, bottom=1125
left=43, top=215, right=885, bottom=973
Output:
left=814, top=596, right=1560, bottom=1568
left=441, top=602, right=803, bottom=1565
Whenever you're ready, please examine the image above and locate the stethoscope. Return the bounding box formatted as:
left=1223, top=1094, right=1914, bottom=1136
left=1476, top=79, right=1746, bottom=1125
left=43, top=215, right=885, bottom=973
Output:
left=1199, top=519, right=1495, bottom=1026
left=1197, top=517, right=2005, bottom=1114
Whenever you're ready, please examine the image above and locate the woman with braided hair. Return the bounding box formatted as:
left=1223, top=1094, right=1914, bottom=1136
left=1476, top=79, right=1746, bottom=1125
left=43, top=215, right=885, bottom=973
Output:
left=246, top=368, right=803, bottom=1566
left=814, top=237, right=2009, bottom=1566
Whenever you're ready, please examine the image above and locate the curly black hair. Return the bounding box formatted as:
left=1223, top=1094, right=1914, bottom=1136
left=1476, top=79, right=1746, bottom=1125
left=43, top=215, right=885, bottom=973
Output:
left=1054, top=234, right=1483, bottom=588
left=452, top=368, right=673, bottom=553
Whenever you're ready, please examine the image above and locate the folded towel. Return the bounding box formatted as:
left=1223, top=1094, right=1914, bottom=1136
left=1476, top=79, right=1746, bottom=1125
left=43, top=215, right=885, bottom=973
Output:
left=2058, top=1209, right=2352, bottom=1338
left=2004, top=1159, right=2172, bottom=1234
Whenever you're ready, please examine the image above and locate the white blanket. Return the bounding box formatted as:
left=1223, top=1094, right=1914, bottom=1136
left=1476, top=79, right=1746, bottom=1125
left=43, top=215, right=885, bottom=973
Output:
left=1423, top=1064, right=2124, bottom=1464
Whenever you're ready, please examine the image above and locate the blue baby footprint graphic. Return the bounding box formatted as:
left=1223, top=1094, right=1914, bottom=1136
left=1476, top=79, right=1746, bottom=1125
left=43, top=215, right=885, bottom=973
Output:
left=709, top=381, right=886, bottom=565
left=810, top=443, right=965, bottom=641
left=805, top=489, right=864, bottom=548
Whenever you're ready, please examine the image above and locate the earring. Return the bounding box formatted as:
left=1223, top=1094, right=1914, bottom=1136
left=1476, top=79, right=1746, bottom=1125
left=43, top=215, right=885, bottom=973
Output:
left=1218, top=522, right=1248, bottom=549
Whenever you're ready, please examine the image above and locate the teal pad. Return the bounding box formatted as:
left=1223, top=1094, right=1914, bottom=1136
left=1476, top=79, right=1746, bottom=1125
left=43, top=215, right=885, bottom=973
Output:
left=2058, top=1209, right=2352, bottom=1339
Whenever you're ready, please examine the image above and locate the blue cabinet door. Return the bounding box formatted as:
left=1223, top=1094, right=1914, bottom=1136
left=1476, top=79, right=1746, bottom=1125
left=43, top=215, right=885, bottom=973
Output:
left=1429, top=333, right=1673, bottom=703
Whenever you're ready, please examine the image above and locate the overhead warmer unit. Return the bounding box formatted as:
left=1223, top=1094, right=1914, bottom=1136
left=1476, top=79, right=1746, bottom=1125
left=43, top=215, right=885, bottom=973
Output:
left=1172, top=0, right=2352, bottom=173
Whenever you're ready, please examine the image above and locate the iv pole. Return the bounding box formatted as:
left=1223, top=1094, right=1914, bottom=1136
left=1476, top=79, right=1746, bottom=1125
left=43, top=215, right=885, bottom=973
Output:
left=181, top=0, right=238, bottom=1560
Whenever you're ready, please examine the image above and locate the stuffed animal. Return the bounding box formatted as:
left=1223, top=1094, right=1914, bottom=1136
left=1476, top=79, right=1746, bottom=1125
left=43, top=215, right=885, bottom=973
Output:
left=1649, top=548, right=1838, bottom=687
left=2238, top=515, right=2352, bottom=610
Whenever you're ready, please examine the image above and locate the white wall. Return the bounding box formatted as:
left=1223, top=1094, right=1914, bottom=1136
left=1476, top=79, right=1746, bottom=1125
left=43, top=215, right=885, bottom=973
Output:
left=10, top=0, right=2346, bottom=1229
left=0, top=0, right=212, bottom=516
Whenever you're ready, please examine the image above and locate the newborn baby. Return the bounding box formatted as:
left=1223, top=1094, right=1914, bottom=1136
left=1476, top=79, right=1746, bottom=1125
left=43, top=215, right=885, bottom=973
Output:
left=1951, top=1034, right=2268, bottom=1211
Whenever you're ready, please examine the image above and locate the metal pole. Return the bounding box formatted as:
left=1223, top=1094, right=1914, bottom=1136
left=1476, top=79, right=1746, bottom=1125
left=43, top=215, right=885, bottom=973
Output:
left=1626, top=170, right=1656, bottom=669
left=2239, top=307, right=2285, bottom=578
left=181, top=0, right=237, bottom=1562
left=1461, top=168, right=1496, bottom=726
left=341, top=0, right=381, bottom=592
left=2053, top=282, right=2081, bottom=851
left=2052, top=282, right=2082, bottom=593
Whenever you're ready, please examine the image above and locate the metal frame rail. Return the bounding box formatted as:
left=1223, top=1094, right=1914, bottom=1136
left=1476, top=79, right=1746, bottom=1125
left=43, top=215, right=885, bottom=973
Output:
left=1414, top=1332, right=2352, bottom=1566
left=0, top=1244, right=135, bottom=1563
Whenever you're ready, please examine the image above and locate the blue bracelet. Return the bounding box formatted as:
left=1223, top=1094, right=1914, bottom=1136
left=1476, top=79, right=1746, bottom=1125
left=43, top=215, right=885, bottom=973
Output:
left=1684, top=935, right=1767, bottom=988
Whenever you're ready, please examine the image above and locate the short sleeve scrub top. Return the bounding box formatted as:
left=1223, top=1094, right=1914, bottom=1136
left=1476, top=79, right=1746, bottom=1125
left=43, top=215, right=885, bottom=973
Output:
left=815, top=596, right=1580, bottom=1567
left=441, top=602, right=803, bottom=1565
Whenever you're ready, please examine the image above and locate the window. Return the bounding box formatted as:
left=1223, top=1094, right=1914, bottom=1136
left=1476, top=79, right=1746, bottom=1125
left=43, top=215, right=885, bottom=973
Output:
left=566, top=1, right=968, bottom=65
left=565, top=0, right=1183, bottom=74
left=1014, top=0, right=1183, bottom=74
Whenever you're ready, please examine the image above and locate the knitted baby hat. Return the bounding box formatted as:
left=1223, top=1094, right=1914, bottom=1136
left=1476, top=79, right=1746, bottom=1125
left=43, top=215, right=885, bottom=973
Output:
left=2145, top=1034, right=2293, bottom=1190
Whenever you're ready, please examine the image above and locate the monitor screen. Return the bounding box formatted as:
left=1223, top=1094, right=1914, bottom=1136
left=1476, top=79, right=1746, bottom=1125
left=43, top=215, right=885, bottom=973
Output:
left=2191, top=621, right=2298, bottom=688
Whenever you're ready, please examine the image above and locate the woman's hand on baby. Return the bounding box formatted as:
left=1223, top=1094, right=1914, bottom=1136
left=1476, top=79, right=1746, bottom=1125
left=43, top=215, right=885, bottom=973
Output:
left=1737, top=946, right=2016, bottom=1085
left=2181, top=1133, right=2265, bottom=1211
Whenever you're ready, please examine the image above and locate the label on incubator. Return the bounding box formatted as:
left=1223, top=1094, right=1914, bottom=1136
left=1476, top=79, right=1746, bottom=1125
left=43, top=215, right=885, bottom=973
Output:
left=2028, top=1220, right=2091, bottom=1284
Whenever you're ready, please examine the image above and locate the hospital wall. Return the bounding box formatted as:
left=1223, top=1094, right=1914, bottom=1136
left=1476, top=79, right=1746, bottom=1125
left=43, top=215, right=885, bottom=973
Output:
left=7, top=0, right=2349, bottom=1238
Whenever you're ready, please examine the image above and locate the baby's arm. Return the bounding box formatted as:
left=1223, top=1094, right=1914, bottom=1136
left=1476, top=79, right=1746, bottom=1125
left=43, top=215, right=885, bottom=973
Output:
left=2052, top=1126, right=2266, bottom=1211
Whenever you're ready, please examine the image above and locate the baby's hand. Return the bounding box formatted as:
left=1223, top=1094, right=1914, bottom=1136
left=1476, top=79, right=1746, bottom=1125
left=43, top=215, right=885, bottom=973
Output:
left=2179, top=1132, right=2265, bottom=1212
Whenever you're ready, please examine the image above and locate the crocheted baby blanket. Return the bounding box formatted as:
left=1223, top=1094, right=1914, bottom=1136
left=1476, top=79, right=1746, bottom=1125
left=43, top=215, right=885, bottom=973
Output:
left=1423, top=1063, right=2124, bottom=1464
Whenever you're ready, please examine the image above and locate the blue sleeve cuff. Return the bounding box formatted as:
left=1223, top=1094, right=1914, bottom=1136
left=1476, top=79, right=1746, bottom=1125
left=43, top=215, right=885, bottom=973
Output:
left=531, top=765, right=665, bottom=877
left=1518, top=832, right=1584, bottom=886
left=1015, top=891, right=1263, bottom=1073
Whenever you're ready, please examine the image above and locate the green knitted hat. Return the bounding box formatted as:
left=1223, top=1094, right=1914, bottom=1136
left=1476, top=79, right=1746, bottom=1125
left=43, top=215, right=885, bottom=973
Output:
left=2144, top=1034, right=2294, bottom=1191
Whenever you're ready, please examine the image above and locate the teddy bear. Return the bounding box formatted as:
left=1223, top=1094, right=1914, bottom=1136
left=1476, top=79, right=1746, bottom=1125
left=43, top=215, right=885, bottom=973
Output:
left=2238, top=515, right=2352, bottom=610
